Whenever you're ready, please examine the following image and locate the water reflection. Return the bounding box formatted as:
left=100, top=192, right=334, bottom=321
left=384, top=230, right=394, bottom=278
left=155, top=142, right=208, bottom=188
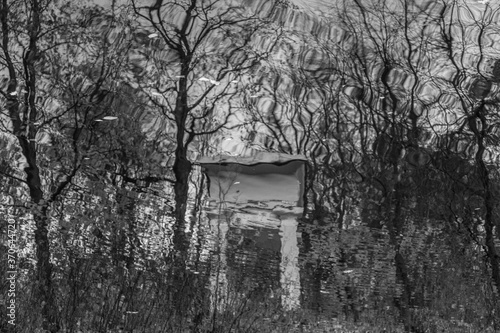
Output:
left=3, top=0, right=500, bottom=331
left=200, top=153, right=305, bottom=311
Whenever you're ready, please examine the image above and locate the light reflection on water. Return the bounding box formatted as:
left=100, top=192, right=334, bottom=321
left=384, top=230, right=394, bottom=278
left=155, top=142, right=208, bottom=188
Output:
left=193, top=155, right=306, bottom=313
left=187, top=2, right=500, bottom=326
left=5, top=0, right=498, bottom=330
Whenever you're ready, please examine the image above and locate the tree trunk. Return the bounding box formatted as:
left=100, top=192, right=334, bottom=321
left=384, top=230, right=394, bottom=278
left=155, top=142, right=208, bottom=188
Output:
left=20, top=139, right=60, bottom=332
left=33, top=208, right=60, bottom=332
left=172, top=149, right=192, bottom=256
left=473, top=112, right=500, bottom=296
left=172, top=62, right=193, bottom=258
left=389, top=182, right=417, bottom=332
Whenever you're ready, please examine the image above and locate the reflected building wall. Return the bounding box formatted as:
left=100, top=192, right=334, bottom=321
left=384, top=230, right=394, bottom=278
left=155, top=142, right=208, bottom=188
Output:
left=199, top=153, right=306, bottom=311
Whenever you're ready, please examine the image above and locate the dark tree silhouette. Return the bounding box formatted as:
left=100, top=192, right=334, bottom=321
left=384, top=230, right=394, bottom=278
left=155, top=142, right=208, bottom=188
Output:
left=0, top=2, right=137, bottom=331
left=130, top=0, right=282, bottom=256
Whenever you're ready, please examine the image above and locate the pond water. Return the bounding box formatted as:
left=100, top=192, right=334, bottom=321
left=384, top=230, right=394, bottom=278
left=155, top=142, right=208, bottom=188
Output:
left=2, top=0, right=500, bottom=332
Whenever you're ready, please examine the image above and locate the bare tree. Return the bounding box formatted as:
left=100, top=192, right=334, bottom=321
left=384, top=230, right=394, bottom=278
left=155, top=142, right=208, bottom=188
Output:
left=244, top=0, right=500, bottom=328
left=333, top=0, right=500, bottom=329
left=130, top=0, right=282, bottom=255
left=0, top=2, right=135, bottom=330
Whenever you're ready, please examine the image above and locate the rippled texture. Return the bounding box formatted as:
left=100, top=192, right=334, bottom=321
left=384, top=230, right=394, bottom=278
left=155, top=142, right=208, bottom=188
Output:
left=236, top=0, right=500, bottom=331
left=1, top=0, right=499, bottom=332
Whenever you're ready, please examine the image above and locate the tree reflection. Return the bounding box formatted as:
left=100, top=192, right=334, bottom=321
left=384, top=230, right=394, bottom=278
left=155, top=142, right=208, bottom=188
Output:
left=1, top=0, right=499, bottom=331
left=246, top=0, right=500, bottom=330
left=129, top=0, right=284, bottom=259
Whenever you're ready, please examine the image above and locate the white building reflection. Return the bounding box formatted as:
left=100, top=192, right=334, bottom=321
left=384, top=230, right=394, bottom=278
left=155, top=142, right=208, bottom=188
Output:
left=198, top=152, right=306, bottom=311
